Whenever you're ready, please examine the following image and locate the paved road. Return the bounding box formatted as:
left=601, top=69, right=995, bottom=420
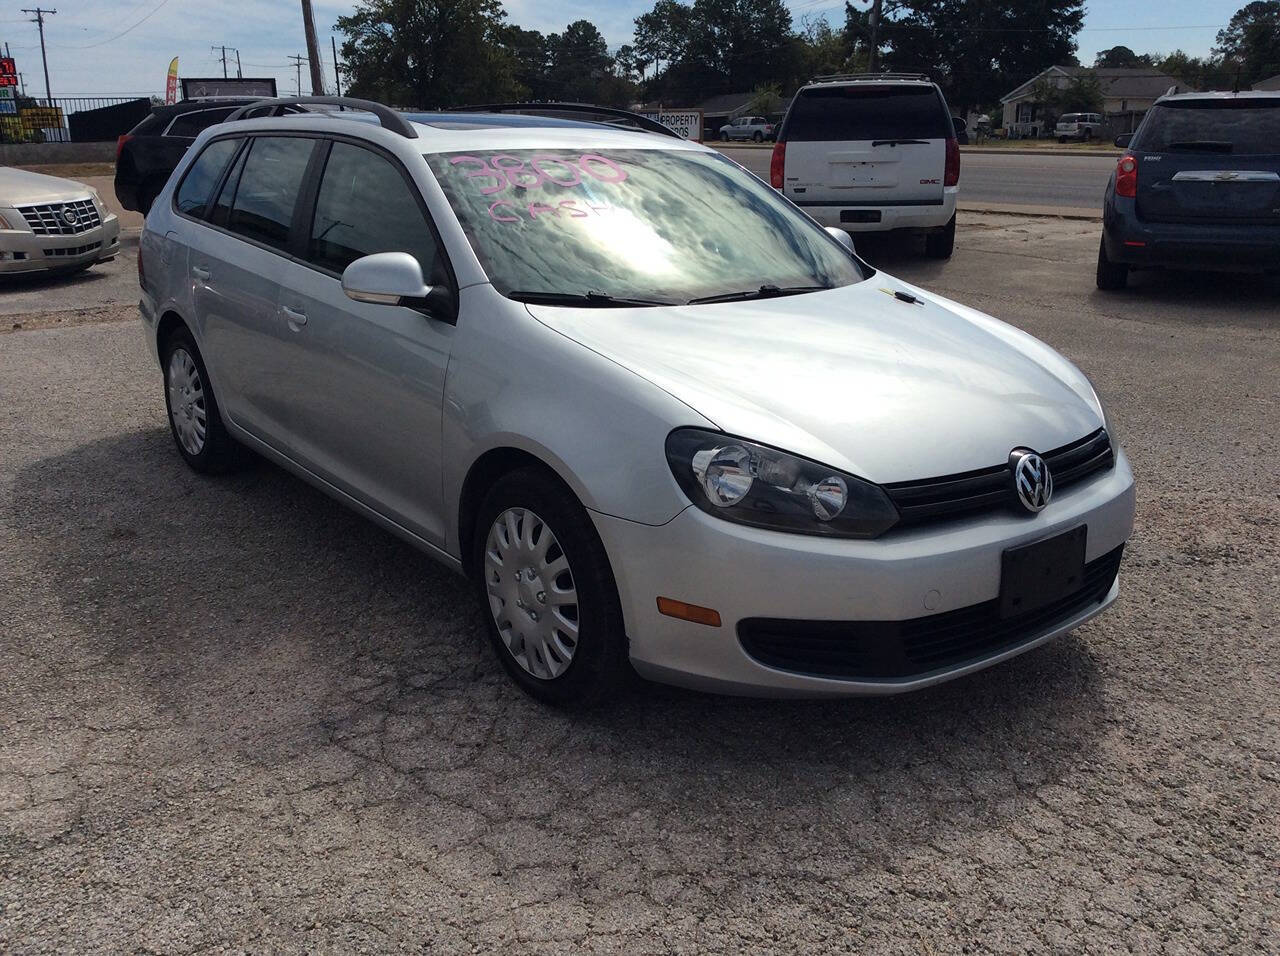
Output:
left=721, top=147, right=1116, bottom=212
left=2, top=221, right=1278, bottom=951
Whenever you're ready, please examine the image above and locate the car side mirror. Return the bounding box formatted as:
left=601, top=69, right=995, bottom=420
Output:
left=825, top=226, right=855, bottom=254
left=1114, top=134, right=1132, bottom=148
left=342, top=252, right=454, bottom=320
left=952, top=115, right=967, bottom=132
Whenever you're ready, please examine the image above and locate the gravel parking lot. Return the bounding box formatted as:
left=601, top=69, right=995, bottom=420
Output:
left=2, top=214, right=1278, bottom=952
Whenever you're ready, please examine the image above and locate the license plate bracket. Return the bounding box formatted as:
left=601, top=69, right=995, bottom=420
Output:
left=999, top=526, right=1087, bottom=619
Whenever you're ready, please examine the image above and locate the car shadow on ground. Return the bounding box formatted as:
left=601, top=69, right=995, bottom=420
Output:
left=11, top=426, right=1112, bottom=871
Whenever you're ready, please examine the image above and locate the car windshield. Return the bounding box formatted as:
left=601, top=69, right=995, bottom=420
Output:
left=425, top=147, right=865, bottom=304
left=1135, top=99, right=1280, bottom=154
left=1060, top=114, right=1082, bottom=123
left=784, top=86, right=949, bottom=141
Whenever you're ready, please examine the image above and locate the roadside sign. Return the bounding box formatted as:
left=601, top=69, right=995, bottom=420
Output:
left=0, top=87, right=15, bottom=115
left=0, top=57, right=17, bottom=87
left=180, top=77, right=277, bottom=100
left=20, top=105, right=64, bottom=131
left=640, top=109, right=703, bottom=142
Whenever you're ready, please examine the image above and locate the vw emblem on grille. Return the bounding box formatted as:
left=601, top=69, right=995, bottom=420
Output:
left=59, top=205, right=79, bottom=227
left=1010, top=449, right=1053, bottom=513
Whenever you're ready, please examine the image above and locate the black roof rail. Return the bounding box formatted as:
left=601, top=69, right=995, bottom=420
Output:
left=810, top=72, right=932, bottom=84
left=445, top=102, right=683, bottom=139
left=225, top=96, right=418, bottom=139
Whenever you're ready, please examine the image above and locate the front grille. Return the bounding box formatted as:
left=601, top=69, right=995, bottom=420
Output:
left=738, top=544, right=1123, bottom=681
left=884, top=428, right=1114, bottom=529
left=17, top=198, right=101, bottom=236
left=43, top=241, right=102, bottom=258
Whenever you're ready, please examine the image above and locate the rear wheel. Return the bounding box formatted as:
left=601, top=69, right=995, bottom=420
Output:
left=1058, top=135, right=1068, bottom=144
left=473, top=467, right=629, bottom=707
left=160, top=326, right=243, bottom=473
left=1095, top=237, right=1129, bottom=290
left=720, top=130, right=729, bottom=142
left=925, top=215, right=956, bottom=260
left=752, top=130, right=763, bottom=142
left=1083, top=128, right=1093, bottom=141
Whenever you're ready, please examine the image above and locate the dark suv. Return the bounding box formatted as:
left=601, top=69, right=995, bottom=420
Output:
left=1097, top=91, right=1280, bottom=290
left=114, top=99, right=261, bottom=214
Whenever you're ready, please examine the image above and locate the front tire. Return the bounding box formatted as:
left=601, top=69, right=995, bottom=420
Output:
left=473, top=467, right=629, bottom=707
left=925, top=215, right=956, bottom=259
left=160, top=326, right=243, bottom=473
left=752, top=130, right=763, bottom=142
left=1096, top=237, right=1129, bottom=290
left=720, top=131, right=729, bottom=142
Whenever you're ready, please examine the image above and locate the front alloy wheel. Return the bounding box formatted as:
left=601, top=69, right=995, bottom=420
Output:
left=484, top=508, right=580, bottom=680
left=472, top=467, right=629, bottom=706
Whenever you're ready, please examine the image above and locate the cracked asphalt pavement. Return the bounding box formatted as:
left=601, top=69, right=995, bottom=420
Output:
left=2, top=214, right=1278, bottom=952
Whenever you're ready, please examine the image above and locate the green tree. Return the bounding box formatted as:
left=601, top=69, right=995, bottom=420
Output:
left=1093, top=45, right=1155, bottom=69
left=546, top=20, right=619, bottom=102
left=335, top=0, right=519, bottom=107
left=1213, top=1, right=1280, bottom=86
left=881, top=0, right=1085, bottom=114
left=634, top=0, right=692, bottom=78
left=799, top=14, right=852, bottom=78
left=499, top=24, right=551, bottom=100
left=1061, top=70, right=1103, bottom=111
left=1157, top=50, right=1226, bottom=91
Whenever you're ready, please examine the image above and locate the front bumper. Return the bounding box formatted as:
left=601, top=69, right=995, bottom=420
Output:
left=794, top=187, right=957, bottom=233
left=594, top=448, right=1134, bottom=697
left=1103, top=195, right=1280, bottom=272
left=0, top=214, right=122, bottom=275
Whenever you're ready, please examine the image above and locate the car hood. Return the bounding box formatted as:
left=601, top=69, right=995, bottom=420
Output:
left=0, top=166, right=93, bottom=206
left=526, top=276, right=1103, bottom=484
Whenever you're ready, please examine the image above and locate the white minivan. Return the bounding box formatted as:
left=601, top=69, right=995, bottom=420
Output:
left=770, top=74, right=961, bottom=258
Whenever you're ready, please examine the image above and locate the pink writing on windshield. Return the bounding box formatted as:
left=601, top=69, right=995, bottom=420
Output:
left=451, top=153, right=628, bottom=197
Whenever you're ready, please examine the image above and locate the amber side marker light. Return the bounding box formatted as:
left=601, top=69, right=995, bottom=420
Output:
left=657, top=597, right=722, bottom=627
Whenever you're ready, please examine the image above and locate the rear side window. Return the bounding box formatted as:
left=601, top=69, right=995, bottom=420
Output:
left=1134, top=100, right=1280, bottom=154
left=785, top=86, right=950, bottom=141
left=224, top=136, right=316, bottom=250
left=174, top=137, right=240, bottom=218
left=166, top=107, right=237, bottom=138
left=307, top=142, right=443, bottom=279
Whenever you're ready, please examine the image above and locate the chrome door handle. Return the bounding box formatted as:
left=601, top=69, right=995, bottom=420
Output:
left=281, top=305, right=308, bottom=328
left=191, top=265, right=211, bottom=281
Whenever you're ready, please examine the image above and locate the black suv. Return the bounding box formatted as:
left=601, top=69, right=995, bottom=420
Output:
left=1097, top=91, right=1280, bottom=290
left=114, top=99, right=261, bottom=214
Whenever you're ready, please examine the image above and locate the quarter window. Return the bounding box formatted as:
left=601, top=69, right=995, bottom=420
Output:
left=166, top=107, right=237, bottom=138
left=174, top=137, right=240, bottom=218
left=307, top=141, right=442, bottom=279
left=224, top=136, right=316, bottom=251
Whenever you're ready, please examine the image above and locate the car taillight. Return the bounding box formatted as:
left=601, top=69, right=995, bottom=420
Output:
left=1115, top=153, right=1138, bottom=198
left=944, top=138, right=960, bottom=187
left=770, top=140, right=785, bottom=189
left=116, top=133, right=132, bottom=162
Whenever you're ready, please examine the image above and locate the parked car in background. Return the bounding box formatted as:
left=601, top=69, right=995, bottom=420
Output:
left=1056, top=113, right=1103, bottom=143
left=771, top=73, right=961, bottom=259
left=720, top=115, right=775, bottom=142
left=115, top=98, right=266, bottom=214
left=140, top=96, right=1132, bottom=706
left=1097, top=91, right=1280, bottom=290
left=0, top=167, right=121, bottom=277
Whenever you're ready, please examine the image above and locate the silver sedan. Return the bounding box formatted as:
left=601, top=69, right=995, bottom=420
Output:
left=0, top=167, right=121, bottom=276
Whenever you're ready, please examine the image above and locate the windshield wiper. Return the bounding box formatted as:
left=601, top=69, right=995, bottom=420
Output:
left=1164, top=140, right=1234, bottom=153
left=508, top=290, right=677, bottom=307
left=686, top=284, right=833, bottom=305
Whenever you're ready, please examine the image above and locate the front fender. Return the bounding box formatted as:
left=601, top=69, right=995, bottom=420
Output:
left=441, top=284, right=713, bottom=558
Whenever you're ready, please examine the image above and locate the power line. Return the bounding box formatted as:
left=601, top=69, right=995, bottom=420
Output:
left=287, top=53, right=307, bottom=96
left=53, top=0, right=174, bottom=50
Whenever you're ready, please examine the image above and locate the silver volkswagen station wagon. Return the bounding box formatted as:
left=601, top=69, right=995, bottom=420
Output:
left=138, top=97, right=1135, bottom=705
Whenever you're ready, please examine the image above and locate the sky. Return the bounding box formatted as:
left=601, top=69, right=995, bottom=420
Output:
left=0, top=0, right=1246, bottom=100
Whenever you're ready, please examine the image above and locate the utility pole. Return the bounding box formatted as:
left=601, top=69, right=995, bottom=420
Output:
left=235, top=48, right=242, bottom=79
left=330, top=35, right=341, bottom=96
left=867, top=0, right=881, bottom=73
left=18, top=72, right=27, bottom=96
left=212, top=45, right=229, bottom=79
left=21, top=7, right=55, bottom=103
left=288, top=54, right=307, bottom=96
left=300, top=0, right=324, bottom=95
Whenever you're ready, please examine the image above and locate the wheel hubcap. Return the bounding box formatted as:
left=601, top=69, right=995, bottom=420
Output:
left=484, top=508, right=579, bottom=680
left=166, top=348, right=207, bottom=456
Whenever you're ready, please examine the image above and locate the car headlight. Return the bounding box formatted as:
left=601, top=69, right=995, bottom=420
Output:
left=665, top=428, right=899, bottom=538
left=0, top=213, right=11, bottom=229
